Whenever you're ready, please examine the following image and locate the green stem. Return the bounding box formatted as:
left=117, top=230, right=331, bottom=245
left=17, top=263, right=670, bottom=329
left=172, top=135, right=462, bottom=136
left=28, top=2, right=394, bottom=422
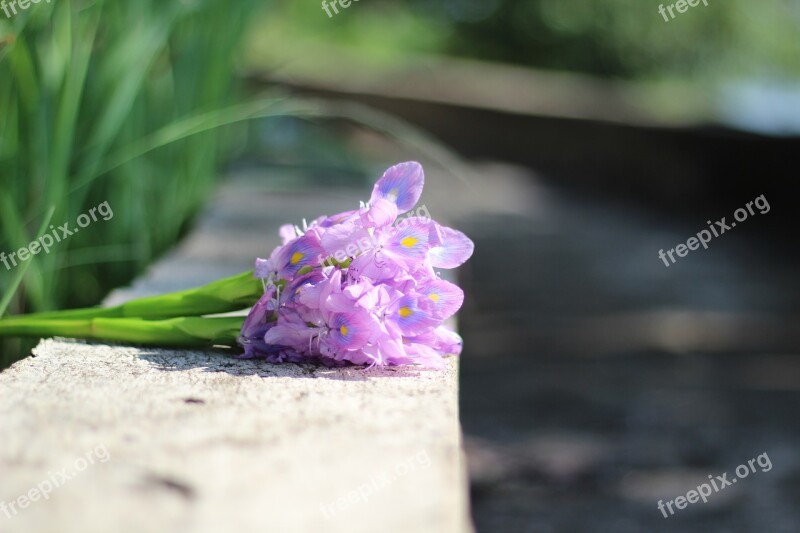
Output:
left=0, top=316, right=244, bottom=348
left=0, top=270, right=262, bottom=323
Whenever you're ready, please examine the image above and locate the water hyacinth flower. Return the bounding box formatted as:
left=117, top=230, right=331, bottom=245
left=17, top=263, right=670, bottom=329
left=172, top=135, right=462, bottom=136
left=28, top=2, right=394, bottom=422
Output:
left=240, top=161, right=474, bottom=368
left=0, top=162, right=473, bottom=369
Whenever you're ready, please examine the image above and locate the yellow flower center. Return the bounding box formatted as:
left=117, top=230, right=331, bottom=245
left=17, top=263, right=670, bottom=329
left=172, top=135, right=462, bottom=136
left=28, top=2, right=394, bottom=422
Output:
left=398, top=306, right=413, bottom=318
left=339, top=325, right=349, bottom=336
left=290, top=252, right=305, bottom=265
left=400, top=236, right=418, bottom=248
left=428, top=293, right=440, bottom=302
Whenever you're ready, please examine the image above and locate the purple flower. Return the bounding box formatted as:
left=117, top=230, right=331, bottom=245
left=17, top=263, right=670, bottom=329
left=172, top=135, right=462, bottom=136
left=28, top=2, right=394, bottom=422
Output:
left=240, top=161, right=473, bottom=368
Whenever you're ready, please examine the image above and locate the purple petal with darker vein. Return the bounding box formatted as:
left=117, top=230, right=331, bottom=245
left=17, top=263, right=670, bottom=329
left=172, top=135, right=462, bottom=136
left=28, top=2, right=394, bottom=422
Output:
left=382, top=219, right=432, bottom=268
left=389, top=294, right=439, bottom=336
left=279, top=233, right=325, bottom=278
left=327, top=311, right=374, bottom=351
left=282, top=270, right=326, bottom=304
left=418, top=279, right=464, bottom=320
left=370, top=161, right=424, bottom=214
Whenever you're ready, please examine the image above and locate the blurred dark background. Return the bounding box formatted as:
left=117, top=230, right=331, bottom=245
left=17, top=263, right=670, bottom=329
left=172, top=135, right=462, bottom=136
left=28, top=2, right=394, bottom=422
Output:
left=2, top=1, right=799, bottom=530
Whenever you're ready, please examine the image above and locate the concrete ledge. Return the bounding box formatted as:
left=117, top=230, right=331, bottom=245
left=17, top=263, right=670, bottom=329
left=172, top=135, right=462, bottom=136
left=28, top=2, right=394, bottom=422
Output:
left=0, top=340, right=469, bottom=533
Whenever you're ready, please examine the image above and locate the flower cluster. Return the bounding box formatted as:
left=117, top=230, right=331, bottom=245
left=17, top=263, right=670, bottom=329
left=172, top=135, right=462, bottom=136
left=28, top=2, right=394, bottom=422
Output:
left=237, top=162, right=474, bottom=368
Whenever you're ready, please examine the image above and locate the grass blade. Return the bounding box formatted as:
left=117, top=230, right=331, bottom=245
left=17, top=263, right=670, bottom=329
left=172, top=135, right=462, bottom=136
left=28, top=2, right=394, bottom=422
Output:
left=0, top=205, right=55, bottom=318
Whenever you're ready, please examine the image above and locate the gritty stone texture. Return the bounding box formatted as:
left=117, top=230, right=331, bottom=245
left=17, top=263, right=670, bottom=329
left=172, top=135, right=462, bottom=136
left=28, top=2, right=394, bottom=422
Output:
left=0, top=169, right=472, bottom=533
left=0, top=341, right=468, bottom=533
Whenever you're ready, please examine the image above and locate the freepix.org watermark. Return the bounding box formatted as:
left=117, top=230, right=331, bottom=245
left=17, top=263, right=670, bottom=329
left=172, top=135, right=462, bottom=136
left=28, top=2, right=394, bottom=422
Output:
left=657, top=452, right=772, bottom=518
left=0, top=201, right=113, bottom=272
left=1, top=0, right=51, bottom=20
left=321, top=0, right=359, bottom=18
left=1, top=444, right=110, bottom=519
left=319, top=450, right=431, bottom=519
left=658, top=0, right=709, bottom=22
left=658, top=194, right=769, bottom=267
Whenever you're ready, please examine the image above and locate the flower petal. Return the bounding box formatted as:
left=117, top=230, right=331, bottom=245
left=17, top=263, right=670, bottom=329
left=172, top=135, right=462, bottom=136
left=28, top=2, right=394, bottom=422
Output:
left=418, top=279, right=464, bottom=320
left=278, top=233, right=325, bottom=278
left=429, top=226, right=474, bottom=269
left=434, top=325, right=463, bottom=356
left=319, top=222, right=372, bottom=260
left=279, top=224, right=298, bottom=244
left=254, top=258, right=272, bottom=279
left=370, top=161, right=424, bottom=214
left=361, top=197, right=398, bottom=228
left=389, top=294, right=439, bottom=336
left=405, top=343, right=446, bottom=369
left=238, top=288, right=282, bottom=358
left=328, top=312, right=373, bottom=351
left=348, top=250, right=401, bottom=283
left=382, top=219, right=432, bottom=269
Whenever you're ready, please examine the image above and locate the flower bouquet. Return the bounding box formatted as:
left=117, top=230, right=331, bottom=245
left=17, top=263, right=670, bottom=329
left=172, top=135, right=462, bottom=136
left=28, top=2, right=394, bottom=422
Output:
left=0, top=162, right=474, bottom=368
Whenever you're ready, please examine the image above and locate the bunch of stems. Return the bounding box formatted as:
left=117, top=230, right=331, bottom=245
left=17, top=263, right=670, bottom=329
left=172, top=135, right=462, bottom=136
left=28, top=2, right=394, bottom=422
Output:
left=0, top=271, right=262, bottom=349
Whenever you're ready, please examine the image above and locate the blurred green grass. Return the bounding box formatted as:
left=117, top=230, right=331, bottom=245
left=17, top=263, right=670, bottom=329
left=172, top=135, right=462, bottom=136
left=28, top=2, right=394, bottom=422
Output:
left=0, top=0, right=267, bottom=366
left=246, top=0, right=800, bottom=81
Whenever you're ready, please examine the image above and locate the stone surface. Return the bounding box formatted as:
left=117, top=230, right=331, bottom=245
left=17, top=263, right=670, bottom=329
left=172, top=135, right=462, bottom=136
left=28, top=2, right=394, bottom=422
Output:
left=0, top=341, right=468, bottom=533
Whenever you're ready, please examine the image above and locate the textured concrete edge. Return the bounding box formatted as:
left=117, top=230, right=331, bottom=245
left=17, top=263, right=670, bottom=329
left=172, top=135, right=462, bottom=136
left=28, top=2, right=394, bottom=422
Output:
left=456, top=364, right=477, bottom=533
left=1, top=338, right=475, bottom=533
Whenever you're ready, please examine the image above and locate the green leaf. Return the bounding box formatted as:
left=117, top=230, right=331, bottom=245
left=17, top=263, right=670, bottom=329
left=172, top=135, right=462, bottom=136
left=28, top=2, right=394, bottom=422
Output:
left=0, top=205, right=55, bottom=319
